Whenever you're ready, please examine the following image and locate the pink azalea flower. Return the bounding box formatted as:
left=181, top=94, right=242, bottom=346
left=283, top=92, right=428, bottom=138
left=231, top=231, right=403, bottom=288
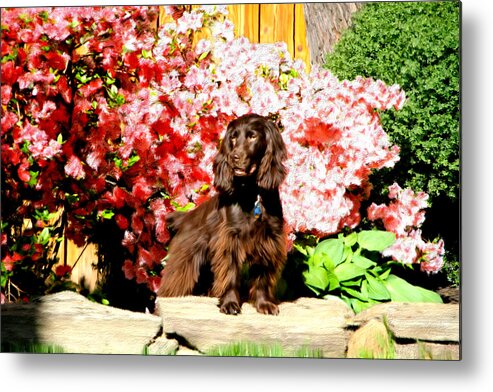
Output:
left=64, top=155, right=85, bottom=179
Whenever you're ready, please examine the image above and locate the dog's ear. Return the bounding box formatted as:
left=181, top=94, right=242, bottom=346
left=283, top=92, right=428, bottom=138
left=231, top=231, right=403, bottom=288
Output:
left=257, top=119, right=287, bottom=190
left=213, top=132, right=234, bottom=194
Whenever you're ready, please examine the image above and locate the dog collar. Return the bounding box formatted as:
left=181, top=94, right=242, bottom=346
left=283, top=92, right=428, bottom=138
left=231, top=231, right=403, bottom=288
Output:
left=253, top=194, right=262, bottom=219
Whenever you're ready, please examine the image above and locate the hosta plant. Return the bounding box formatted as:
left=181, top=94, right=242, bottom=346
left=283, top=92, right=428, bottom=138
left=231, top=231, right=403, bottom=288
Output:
left=299, top=230, right=442, bottom=313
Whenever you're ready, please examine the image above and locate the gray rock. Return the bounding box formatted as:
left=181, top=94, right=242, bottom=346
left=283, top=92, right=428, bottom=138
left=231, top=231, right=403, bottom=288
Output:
left=156, top=295, right=354, bottom=358
left=1, top=291, right=162, bottom=354
left=146, top=337, right=179, bottom=355
left=348, top=302, right=460, bottom=342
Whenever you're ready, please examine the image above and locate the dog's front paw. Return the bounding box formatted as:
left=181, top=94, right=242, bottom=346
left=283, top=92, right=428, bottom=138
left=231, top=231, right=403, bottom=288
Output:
left=255, top=300, right=279, bottom=315
left=220, top=300, right=241, bottom=315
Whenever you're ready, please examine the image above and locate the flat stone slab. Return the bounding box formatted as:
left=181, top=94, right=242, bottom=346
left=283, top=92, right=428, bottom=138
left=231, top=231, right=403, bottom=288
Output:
left=1, top=291, right=162, bottom=354
left=348, top=302, right=460, bottom=342
left=156, top=296, right=354, bottom=358
left=2, top=291, right=460, bottom=359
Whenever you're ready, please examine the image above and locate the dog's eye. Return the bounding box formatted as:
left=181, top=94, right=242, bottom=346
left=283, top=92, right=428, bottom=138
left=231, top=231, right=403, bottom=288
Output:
left=248, top=133, right=258, bottom=141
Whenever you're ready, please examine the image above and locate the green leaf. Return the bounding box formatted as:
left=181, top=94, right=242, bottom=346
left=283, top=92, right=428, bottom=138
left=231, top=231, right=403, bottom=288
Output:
left=334, top=262, right=366, bottom=282
left=1, top=262, right=10, bottom=287
left=342, top=245, right=353, bottom=263
left=326, top=270, right=340, bottom=292
left=28, top=171, right=39, bottom=188
left=110, top=84, right=118, bottom=97
left=372, top=265, right=392, bottom=281
left=340, top=286, right=369, bottom=302
left=127, top=153, right=140, bottom=168
left=141, top=49, right=152, bottom=59
left=344, top=232, right=358, bottom=247
left=307, top=253, right=324, bottom=268
left=357, top=230, right=396, bottom=252
left=172, top=201, right=196, bottom=212
left=352, top=254, right=377, bottom=269
left=365, top=274, right=391, bottom=301
left=37, top=227, right=51, bottom=245
left=99, top=210, right=115, bottom=220
left=340, top=277, right=363, bottom=287
left=384, top=274, right=443, bottom=303
left=314, top=238, right=345, bottom=267
left=342, top=296, right=375, bottom=314
left=303, top=266, right=329, bottom=294
left=198, top=51, right=209, bottom=61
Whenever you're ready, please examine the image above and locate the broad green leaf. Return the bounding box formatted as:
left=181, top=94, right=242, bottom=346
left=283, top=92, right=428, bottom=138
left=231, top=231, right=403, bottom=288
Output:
left=307, top=253, right=324, bottom=268
left=314, top=238, right=344, bottom=267
left=358, top=230, right=396, bottom=252
left=384, top=274, right=443, bottom=303
left=372, top=265, right=392, bottom=281
left=342, top=245, right=353, bottom=263
left=334, top=262, right=366, bottom=282
left=303, top=266, right=329, bottom=293
left=322, top=255, right=335, bottom=272
left=340, top=277, right=363, bottom=287
left=326, top=270, right=340, bottom=292
left=340, top=286, right=369, bottom=302
left=342, top=296, right=375, bottom=314
left=344, top=232, right=358, bottom=247
left=365, top=274, right=391, bottom=301
left=352, top=254, right=377, bottom=269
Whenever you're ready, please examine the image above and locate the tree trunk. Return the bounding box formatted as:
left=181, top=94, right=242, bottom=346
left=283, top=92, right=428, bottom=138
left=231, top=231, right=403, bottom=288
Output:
left=303, top=2, right=362, bottom=67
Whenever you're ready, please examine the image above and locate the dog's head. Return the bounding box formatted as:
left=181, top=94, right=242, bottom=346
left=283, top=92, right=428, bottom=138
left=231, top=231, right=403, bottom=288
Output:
left=213, top=114, right=287, bottom=193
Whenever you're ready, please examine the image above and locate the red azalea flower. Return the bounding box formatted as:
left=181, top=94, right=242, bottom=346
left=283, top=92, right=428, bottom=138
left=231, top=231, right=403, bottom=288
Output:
left=17, top=161, right=31, bottom=183
left=115, top=214, right=129, bottom=230
left=55, top=264, right=72, bottom=277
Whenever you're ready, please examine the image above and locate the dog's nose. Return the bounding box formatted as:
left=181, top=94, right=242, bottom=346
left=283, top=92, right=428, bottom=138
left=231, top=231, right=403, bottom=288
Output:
left=232, top=153, right=240, bottom=163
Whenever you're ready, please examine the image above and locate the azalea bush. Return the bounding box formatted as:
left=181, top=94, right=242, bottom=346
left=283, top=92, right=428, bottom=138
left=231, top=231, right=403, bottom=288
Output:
left=1, top=5, right=444, bottom=307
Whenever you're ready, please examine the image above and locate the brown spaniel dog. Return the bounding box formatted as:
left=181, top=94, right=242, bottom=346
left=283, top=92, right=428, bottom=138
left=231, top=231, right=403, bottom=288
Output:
left=157, top=114, right=288, bottom=315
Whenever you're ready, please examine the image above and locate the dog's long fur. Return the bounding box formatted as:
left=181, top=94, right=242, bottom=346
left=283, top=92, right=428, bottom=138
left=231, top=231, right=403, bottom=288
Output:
left=156, top=114, right=288, bottom=315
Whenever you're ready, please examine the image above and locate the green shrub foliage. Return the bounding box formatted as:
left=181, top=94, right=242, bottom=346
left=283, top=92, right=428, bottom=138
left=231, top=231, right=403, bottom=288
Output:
left=325, top=1, right=460, bottom=284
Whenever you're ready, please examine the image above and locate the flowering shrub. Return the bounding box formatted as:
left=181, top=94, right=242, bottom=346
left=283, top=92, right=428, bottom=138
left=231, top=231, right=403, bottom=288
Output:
left=1, top=5, right=443, bottom=303
left=367, top=183, right=445, bottom=273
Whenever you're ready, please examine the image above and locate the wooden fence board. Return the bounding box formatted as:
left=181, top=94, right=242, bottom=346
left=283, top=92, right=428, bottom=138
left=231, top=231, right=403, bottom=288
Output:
left=259, top=3, right=295, bottom=56
left=228, top=4, right=260, bottom=43
left=294, top=3, right=311, bottom=69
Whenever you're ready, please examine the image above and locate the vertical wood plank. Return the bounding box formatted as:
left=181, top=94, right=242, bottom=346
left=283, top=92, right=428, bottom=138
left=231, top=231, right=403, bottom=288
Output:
left=227, top=4, right=260, bottom=43
left=259, top=3, right=295, bottom=56
left=294, top=3, right=311, bottom=72
left=58, top=240, right=99, bottom=292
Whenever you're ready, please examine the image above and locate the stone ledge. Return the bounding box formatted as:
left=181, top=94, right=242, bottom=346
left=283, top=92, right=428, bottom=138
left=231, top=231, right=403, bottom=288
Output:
left=1, top=291, right=162, bottom=354
left=1, top=291, right=460, bottom=359
left=156, top=296, right=354, bottom=357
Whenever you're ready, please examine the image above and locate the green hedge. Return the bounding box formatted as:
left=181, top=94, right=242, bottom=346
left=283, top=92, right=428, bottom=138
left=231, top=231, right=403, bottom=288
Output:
left=324, top=1, right=460, bottom=285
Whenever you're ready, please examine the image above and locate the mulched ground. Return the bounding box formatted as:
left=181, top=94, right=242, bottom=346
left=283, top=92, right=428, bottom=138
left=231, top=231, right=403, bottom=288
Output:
left=437, top=286, right=460, bottom=304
